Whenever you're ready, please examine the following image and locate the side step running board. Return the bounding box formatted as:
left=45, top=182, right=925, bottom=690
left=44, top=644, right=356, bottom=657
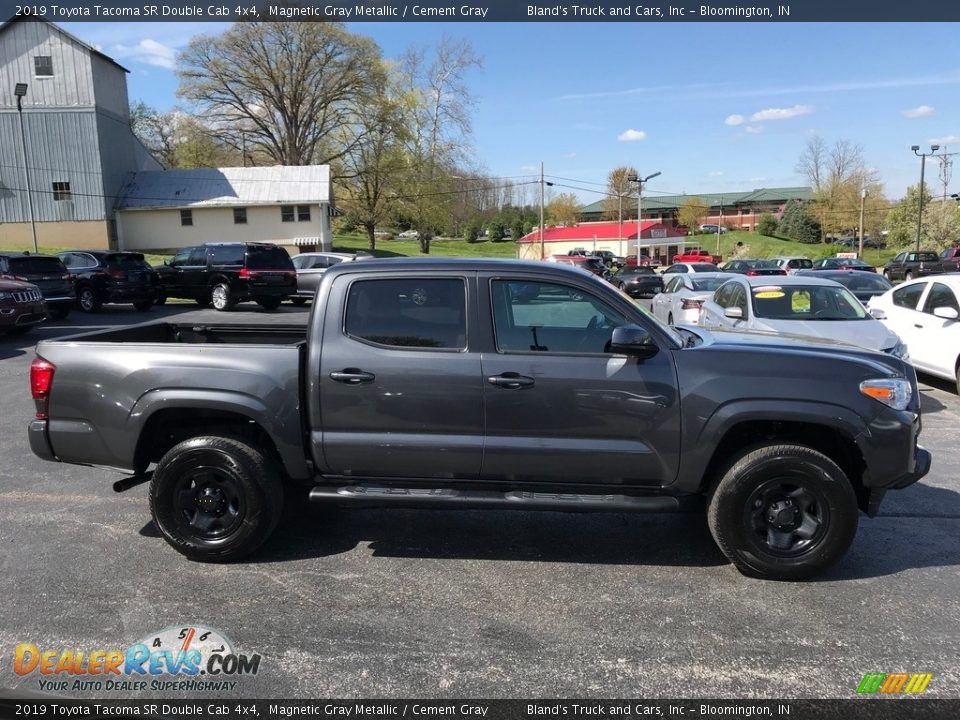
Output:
left=309, top=485, right=680, bottom=513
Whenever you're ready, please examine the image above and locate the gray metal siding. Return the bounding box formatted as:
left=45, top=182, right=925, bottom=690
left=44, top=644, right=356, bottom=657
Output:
left=96, top=111, right=162, bottom=217
left=91, top=53, right=129, bottom=120
left=0, top=21, right=95, bottom=110
left=0, top=110, right=106, bottom=222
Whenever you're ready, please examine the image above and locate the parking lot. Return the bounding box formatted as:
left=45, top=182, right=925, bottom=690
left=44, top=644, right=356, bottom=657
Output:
left=1, top=303, right=958, bottom=699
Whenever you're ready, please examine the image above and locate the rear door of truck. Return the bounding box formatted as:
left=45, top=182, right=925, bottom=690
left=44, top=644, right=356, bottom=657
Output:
left=314, top=270, right=484, bottom=479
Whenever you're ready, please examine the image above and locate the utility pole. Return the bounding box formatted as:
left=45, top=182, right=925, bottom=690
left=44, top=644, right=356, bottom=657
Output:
left=539, top=162, right=545, bottom=260
left=628, top=171, right=661, bottom=262
left=14, top=83, right=38, bottom=254
left=913, top=144, right=939, bottom=251
left=858, top=187, right=867, bottom=259
left=716, top=196, right=723, bottom=256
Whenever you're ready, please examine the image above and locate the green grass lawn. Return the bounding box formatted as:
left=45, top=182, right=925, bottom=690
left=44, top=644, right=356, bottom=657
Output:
left=0, top=231, right=895, bottom=268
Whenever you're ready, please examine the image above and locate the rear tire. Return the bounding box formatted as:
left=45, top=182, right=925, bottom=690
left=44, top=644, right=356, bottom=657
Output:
left=668, top=312, right=674, bottom=325
left=290, top=297, right=308, bottom=306
left=149, top=436, right=284, bottom=562
left=905, top=272, right=914, bottom=281
left=707, top=443, right=858, bottom=580
left=195, top=295, right=212, bottom=308
left=133, top=299, right=154, bottom=312
left=77, top=286, right=102, bottom=313
left=210, top=282, right=235, bottom=311
left=155, top=292, right=167, bottom=306
left=257, top=297, right=282, bottom=311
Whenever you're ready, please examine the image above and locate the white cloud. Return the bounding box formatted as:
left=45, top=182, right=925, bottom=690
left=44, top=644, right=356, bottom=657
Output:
left=749, top=105, right=813, bottom=122
left=930, top=135, right=960, bottom=144
left=708, top=171, right=724, bottom=177
left=562, top=152, right=577, bottom=159
left=725, top=114, right=745, bottom=126
left=902, top=105, right=936, bottom=118
left=618, top=129, right=647, bottom=142
left=745, top=126, right=764, bottom=134
left=111, top=39, right=177, bottom=70
left=520, top=165, right=539, bottom=172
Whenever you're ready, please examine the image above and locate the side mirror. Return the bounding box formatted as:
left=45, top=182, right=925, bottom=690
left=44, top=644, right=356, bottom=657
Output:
left=933, top=306, right=959, bottom=321
left=610, top=325, right=659, bottom=360
left=868, top=307, right=886, bottom=320
left=163, top=259, right=170, bottom=266
left=724, top=306, right=744, bottom=320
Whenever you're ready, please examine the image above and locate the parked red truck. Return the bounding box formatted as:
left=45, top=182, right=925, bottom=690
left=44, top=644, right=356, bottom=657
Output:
left=937, top=246, right=960, bottom=273
left=671, top=248, right=722, bottom=264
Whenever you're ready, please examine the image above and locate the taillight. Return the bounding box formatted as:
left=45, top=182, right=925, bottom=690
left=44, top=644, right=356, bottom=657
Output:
left=746, top=270, right=759, bottom=276
left=238, top=268, right=252, bottom=279
left=62, top=273, right=73, bottom=281
left=108, top=270, right=127, bottom=280
left=30, top=357, right=55, bottom=420
left=681, top=299, right=704, bottom=310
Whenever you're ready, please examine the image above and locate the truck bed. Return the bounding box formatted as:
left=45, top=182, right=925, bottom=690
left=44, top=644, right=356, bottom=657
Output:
left=56, top=321, right=307, bottom=345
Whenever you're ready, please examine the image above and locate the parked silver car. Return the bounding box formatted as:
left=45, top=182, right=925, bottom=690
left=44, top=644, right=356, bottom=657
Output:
left=651, top=272, right=738, bottom=326
left=290, top=252, right=373, bottom=304
left=698, top=275, right=907, bottom=357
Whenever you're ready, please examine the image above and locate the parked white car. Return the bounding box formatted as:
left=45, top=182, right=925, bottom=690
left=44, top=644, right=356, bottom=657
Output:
left=772, top=256, right=814, bottom=274
left=867, top=275, right=960, bottom=393
left=699, top=275, right=907, bottom=358
left=397, top=229, right=419, bottom=238
left=651, top=272, right=738, bottom=325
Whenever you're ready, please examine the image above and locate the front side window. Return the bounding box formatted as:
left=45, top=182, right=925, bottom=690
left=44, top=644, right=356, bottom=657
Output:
left=922, top=282, right=959, bottom=315
left=346, top=278, right=467, bottom=350
left=171, top=249, right=192, bottom=267
left=892, top=283, right=925, bottom=310
left=34, top=55, right=53, bottom=77
left=491, top=280, right=628, bottom=354
left=187, top=247, right=208, bottom=266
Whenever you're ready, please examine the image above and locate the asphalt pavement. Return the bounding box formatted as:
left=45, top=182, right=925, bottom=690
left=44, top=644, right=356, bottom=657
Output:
left=1, top=302, right=958, bottom=699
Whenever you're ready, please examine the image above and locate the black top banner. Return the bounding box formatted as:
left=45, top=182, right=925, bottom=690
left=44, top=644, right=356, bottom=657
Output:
left=2, top=0, right=960, bottom=23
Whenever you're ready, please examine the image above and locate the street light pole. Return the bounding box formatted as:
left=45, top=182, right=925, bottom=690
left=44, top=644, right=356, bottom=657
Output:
left=912, top=144, right=939, bottom=251
left=858, top=187, right=867, bottom=259
left=14, top=83, right=38, bottom=254
left=539, top=161, right=545, bottom=260
left=628, top=171, right=661, bottom=262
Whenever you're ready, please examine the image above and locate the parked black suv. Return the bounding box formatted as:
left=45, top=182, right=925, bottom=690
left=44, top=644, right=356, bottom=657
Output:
left=0, top=252, right=74, bottom=319
left=57, top=251, right=160, bottom=313
left=155, top=243, right=296, bottom=311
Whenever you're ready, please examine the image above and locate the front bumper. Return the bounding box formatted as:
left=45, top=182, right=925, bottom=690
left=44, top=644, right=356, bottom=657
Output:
left=103, top=286, right=157, bottom=303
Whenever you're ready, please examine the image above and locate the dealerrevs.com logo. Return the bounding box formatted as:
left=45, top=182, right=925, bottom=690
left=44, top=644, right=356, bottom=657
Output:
left=13, top=625, right=262, bottom=693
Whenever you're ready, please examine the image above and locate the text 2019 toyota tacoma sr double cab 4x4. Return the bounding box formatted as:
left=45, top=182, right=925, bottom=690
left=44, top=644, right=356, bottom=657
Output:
left=27, top=259, right=930, bottom=579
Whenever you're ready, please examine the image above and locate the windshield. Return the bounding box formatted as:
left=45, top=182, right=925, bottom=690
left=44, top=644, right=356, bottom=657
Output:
left=105, top=253, right=151, bottom=270
left=751, top=285, right=868, bottom=320
left=9, top=257, right=66, bottom=274
left=246, top=246, right=294, bottom=270
left=835, top=275, right=892, bottom=292
left=747, top=260, right=781, bottom=269
left=690, top=277, right=731, bottom=292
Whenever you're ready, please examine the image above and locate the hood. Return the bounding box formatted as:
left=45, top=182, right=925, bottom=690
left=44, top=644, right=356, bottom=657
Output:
left=746, top=317, right=900, bottom=352
left=0, top=278, right=40, bottom=292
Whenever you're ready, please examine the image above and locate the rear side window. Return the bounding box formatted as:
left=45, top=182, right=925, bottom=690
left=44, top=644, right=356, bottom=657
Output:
left=245, top=246, right=293, bottom=270
left=210, top=245, right=245, bottom=265
left=892, top=283, right=925, bottom=310
left=9, top=257, right=67, bottom=275
left=345, top=278, right=467, bottom=350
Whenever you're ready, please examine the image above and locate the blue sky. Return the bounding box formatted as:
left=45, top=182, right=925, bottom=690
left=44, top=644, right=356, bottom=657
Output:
left=64, top=21, right=960, bottom=203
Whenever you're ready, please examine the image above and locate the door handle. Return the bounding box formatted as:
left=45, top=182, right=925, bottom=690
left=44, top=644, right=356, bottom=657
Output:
left=330, top=369, right=375, bottom=384
left=487, top=373, right=535, bottom=389
left=914, top=324, right=924, bottom=329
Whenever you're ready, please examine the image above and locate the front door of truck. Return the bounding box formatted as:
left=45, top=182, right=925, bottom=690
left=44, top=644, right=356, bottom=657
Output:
left=316, top=272, right=484, bottom=479
left=478, top=275, right=680, bottom=487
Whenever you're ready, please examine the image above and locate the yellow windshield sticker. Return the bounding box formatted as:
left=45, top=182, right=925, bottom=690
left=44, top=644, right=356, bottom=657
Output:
left=754, top=290, right=785, bottom=299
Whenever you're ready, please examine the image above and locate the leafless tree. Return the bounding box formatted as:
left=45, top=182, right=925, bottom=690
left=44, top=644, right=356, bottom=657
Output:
left=177, top=22, right=384, bottom=166
left=601, top=166, right=640, bottom=221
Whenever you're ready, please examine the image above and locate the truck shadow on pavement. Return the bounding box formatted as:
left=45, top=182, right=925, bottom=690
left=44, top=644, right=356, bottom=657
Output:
left=137, top=478, right=960, bottom=578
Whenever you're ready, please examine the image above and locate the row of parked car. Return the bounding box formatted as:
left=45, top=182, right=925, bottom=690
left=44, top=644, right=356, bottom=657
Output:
left=590, top=252, right=959, bottom=393
left=0, top=243, right=383, bottom=336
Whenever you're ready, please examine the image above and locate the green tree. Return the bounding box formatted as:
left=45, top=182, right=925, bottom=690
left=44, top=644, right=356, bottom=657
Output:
left=546, top=192, right=580, bottom=227
left=756, top=213, right=778, bottom=237
left=886, top=184, right=932, bottom=249
left=487, top=220, right=506, bottom=242
left=677, top=196, right=710, bottom=232
left=463, top=217, right=482, bottom=243
left=600, top=166, right=639, bottom=221
left=777, top=200, right=821, bottom=244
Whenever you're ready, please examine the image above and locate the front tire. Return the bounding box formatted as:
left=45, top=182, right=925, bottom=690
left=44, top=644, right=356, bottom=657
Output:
left=290, top=297, right=308, bottom=306
left=210, top=282, right=235, bottom=311
left=707, top=443, right=858, bottom=580
left=905, top=272, right=914, bottom=281
left=149, top=436, right=284, bottom=562
left=133, top=299, right=154, bottom=312
left=49, top=306, right=71, bottom=320
left=77, top=286, right=102, bottom=313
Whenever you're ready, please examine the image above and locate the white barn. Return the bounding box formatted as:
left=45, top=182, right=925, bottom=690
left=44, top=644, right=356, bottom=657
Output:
left=116, top=166, right=334, bottom=254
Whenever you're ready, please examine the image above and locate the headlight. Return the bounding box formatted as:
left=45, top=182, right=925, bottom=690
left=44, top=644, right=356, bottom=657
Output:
left=860, top=378, right=912, bottom=411
left=885, top=340, right=910, bottom=361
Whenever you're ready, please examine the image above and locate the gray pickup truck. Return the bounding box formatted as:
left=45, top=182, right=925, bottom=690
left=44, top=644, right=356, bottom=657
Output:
left=27, top=259, right=930, bottom=579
